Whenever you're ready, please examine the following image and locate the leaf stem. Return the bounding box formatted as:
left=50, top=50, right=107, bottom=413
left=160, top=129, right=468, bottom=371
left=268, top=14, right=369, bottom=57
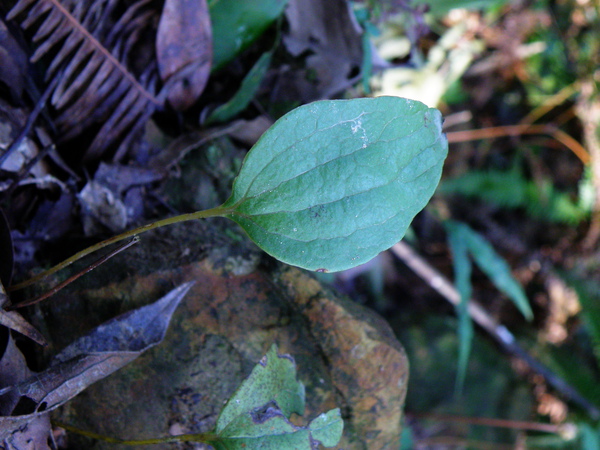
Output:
left=53, top=420, right=219, bottom=446
left=8, top=206, right=230, bottom=292
left=7, top=237, right=140, bottom=310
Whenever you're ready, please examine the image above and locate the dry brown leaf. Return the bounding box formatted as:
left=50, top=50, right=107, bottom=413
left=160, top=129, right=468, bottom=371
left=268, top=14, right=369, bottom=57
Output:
left=0, top=332, right=34, bottom=415
left=0, top=19, right=29, bottom=102
left=0, top=283, right=193, bottom=445
left=7, top=0, right=162, bottom=161
left=0, top=309, right=47, bottom=347
left=281, top=0, right=363, bottom=101
left=156, top=0, right=212, bottom=110
left=0, top=333, right=52, bottom=448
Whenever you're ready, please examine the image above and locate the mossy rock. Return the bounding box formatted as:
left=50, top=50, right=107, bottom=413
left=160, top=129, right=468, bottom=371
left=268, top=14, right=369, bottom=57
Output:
left=26, top=136, right=409, bottom=449
left=34, top=217, right=407, bottom=450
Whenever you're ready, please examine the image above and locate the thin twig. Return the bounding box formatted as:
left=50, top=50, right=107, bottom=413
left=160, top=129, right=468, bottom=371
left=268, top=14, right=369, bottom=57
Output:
left=8, top=205, right=228, bottom=292
left=52, top=420, right=217, bottom=446
left=6, top=237, right=139, bottom=310
left=408, top=411, right=574, bottom=434
left=390, top=241, right=600, bottom=419
left=446, top=124, right=589, bottom=165
left=518, top=82, right=579, bottom=126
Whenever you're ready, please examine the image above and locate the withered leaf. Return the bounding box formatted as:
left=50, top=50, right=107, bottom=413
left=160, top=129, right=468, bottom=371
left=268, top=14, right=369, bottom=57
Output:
left=282, top=0, right=364, bottom=101
left=0, top=282, right=193, bottom=441
left=0, top=309, right=47, bottom=347
left=0, top=210, right=45, bottom=345
left=156, top=0, right=212, bottom=110
left=55, top=281, right=194, bottom=361
left=8, top=0, right=162, bottom=161
left=0, top=333, right=52, bottom=448
left=0, top=332, right=34, bottom=415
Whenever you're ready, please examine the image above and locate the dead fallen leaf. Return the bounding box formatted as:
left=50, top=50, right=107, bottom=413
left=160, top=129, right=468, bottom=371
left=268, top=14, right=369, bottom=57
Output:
left=78, top=181, right=128, bottom=236
left=94, top=162, right=163, bottom=196
left=281, top=0, right=363, bottom=101
left=0, top=283, right=193, bottom=445
left=0, top=413, right=51, bottom=450
left=0, top=331, right=33, bottom=416
left=156, top=0, right=212, bottom=110
left=0, top=331, right=51, bottom=449
left=227, top=116, right=273, bottom=147
left=0, top=18, right=28, bottom=103
left=54, top=281, right=194, bottom=360
left=0, top=310, right=47, bottom=347
left=0, top=282, right=46, bottom=346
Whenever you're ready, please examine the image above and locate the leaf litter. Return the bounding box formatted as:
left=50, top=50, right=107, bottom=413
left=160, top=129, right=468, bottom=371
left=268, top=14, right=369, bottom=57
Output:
left=0, top=282, right=193, bottom=448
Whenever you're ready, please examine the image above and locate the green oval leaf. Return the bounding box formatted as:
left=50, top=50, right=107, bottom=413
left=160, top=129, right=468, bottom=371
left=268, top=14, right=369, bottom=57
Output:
left=216, top=345, right=305, bottom=434
left=206, top=51, right=272, bottom=125
left=209, top=0, right=289, bottom=70
left=221, top=96, right=448, bottom=272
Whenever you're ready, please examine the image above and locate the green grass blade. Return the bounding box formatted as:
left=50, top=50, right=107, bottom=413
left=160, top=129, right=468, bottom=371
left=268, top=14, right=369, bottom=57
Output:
left=445, top=220, right=475, bottom=394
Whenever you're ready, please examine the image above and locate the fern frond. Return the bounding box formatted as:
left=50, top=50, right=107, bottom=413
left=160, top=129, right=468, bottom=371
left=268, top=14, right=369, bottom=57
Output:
left=7, top=0, right=162, bottom=161
left=440, top=166, right=589, bottom=225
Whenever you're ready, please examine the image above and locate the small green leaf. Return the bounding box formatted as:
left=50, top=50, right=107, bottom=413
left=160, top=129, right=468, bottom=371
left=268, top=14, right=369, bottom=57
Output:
left=209, top=0, right=288, bottom=70
left=308, top=408, right=344, bottom=447
left=214, top=404, right=342, bottom=449
left=445, top=221, right=475, bottom=394
left=446, top=221, right=533, bottom=320
left=221, top=96, right=447, bottom=272
left=206, top=51, right=272, bottom=124
left=214, top=405, right=311, bottom=449
left=212, top=347, right=343, bottom=449
left=216, top=345, right=305, bottom=434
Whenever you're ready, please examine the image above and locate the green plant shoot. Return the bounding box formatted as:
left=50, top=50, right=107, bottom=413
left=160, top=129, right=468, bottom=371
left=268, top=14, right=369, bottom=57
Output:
left=11, top=96, right=447, bottom=290
left=56, top=345, right=343, bottom=449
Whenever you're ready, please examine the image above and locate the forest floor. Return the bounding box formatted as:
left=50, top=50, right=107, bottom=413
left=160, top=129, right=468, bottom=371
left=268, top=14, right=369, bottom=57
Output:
left=1, top=0, right=600, bottom=448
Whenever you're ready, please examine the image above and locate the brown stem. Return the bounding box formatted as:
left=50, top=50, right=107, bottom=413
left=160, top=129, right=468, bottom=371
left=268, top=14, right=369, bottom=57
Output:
left=9, top=205, right=229, bottom=292
left=408, top=411, right=570, bottom=434
left=447, top=124, right=589, bottom=164
left=6, top=237, right=139, bottom=310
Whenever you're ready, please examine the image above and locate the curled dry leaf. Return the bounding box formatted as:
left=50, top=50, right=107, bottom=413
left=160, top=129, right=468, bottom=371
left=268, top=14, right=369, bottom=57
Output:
left=7, top=0, right=161, bottom=161
left=0, top=308, right=47, bottom=347
left=282, top=0, right=364, bottom=101
left=0, top=210, right=47, bottom=345
left=156, top=0, right=212, bottom=110
left=0, top=333, right=52, bottom=449
left=0, top=283, right=193, bottom=444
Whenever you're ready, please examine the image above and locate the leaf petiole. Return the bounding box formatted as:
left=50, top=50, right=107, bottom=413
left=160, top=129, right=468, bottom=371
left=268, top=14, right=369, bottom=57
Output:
left=8, top=205, right=231, bottom=292
left=53, top=420, right=219, bottom=446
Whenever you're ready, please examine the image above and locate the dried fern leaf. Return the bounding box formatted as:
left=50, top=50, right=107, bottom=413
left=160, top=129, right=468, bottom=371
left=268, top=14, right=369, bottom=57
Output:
left=52, top=41, right=94, bottom=103
left=57, top=54, right=104, bottom=107
left=6, top=0, right=37, bottom=18
left=56, top=76, right=130, bottom=138
left=32, top=8, right=64, bottom=40
left=8, top=0, right=162, bottom=160
left=87, top=94, right=148, bottom=158
left=106, top=0, right=152, bottom=47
